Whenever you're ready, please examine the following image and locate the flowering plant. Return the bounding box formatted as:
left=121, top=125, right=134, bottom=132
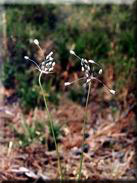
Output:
left=24, top=39, right=63, bottom=180
left=65, top=50, right=115, bottom=95
left=65, top=50, right=115, bottom=179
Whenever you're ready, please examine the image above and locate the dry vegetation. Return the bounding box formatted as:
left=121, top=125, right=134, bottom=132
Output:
left=0, top=80, right=136, bottom=181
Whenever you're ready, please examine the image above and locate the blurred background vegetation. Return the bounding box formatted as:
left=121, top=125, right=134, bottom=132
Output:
left=2, top=3, right=136, bottom=110
left=0, top=3, right=136, bottom=179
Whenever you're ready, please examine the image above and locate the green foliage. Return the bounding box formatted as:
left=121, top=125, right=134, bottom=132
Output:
left=13, top=119, right=46, bottom=147
left=68, top=87, right=85, bottom=105
left=2, top=4, right=135, bottom=109
left=118, top=31, right=135, bottom=58
left=15, top=72, right=38, bottom=110
left=48, top=122, right=61, bottom=141
left=48, top=93, right=60, bottom=105
left=75, top=30, right=110, bottom=60
left=2, top=4, right=59, bottom=110
left=2, top=58, right=16, bottom=89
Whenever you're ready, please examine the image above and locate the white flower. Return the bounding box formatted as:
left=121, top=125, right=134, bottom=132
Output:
left=88, top=60, right=95, bottom=64
left=64, top=82, right=71, bottom=86
left=109, top=89, right=116, bottom=95
left=49, top=67, right=54, bottom=72
left=49, top=57, right=53, bottom=61
left=46, top=51, right=53, bottom=59
left=66, top=50, right=116, bottom=95
left=52, top=62, right=55, bottom=67
left=70, top=50, right=75, bottom=55
left=82, top=67, right=84, bottom=71
left=33, top=39, right=39, bottom=45
left=99, top=69, right=102, bottom=75
left=86, top=78, right=91, bottom=83
left=24, top=56, right=29, bottom=60
left=24, top=40, right=55, bottom=74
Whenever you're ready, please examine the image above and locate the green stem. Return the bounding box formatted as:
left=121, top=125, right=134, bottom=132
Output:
left=38, top=72, right=63, bottom=180
left=77, top=82, right=91, bottom=180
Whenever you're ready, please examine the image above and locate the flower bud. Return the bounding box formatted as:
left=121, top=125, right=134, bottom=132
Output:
left=70, top=50, right=75, bottom=55
left=64, top=82, right=71, bottom=86
left=82, top=67, right=84, bottom=71
left=89, top=60, right=95, bottom=64
left=46, top=52, right=53, bottom=59
left=24, top=56, right=29, bottom=60
left=99, top=69, right=102, bottom=74
left=33, top=39, right=39, bottom=45
left=110, top=89, right=116, bottom=95
left=52, top=62, right=55, bottom=66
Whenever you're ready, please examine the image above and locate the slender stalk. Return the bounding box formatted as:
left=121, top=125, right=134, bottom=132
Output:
left=77, top=82, right=91, bottom=180
left=38, top=72, right=63, bottom=180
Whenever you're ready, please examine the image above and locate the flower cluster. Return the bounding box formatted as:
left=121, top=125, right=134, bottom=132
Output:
left=65, top=50, right=115, bottom=95
left=24, top=39, right=55, bottom=74
left=24, top=40, right=115, bottom=95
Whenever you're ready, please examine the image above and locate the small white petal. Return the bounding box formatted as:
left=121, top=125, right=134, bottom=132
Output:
left=49, top=67, right=53, bottom=72
left=33, top=39, right=39, bottom=45
left=89, top=60, right=95, bottom=64
left=24, top=56, right=29, bottom=60
left=88, top=66, right=90, bottom=71
left=85, top=73, right=89, bottom=77
left=46, top=52, right=53, bottom=59
left=82, top=67, right=84, bottom=71
left=84, top=59, right=88, bottom=63
left=81, top=58, right=84, bottom=62
left=47, top=62, right=52, bottom=66
left=110, top=89, right=116, bottom=95
left=52, top=62, right=55, bottom=66
left=86, top=78, right=91, bottom=83
left=99, top=69, right=102, bottom=74
left=70, top=50, right=75, bottom=55
left=64, top=82, right=71, bottom=86
left=44, top=68, right=48, bottom=71
left=49, top=57, right=53, bottom=61
left=41, top=66, right=45, bottom=70
left=50, top=51, right=53, bottom=56
left=41, top=60, right=44, bottom=64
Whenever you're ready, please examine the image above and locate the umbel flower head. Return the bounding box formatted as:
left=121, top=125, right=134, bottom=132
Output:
left=70, top=50, right=102, bottom=77
left=24, top=39, right=55, bottom=74
left=65, top=50, right=116, bottom=95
